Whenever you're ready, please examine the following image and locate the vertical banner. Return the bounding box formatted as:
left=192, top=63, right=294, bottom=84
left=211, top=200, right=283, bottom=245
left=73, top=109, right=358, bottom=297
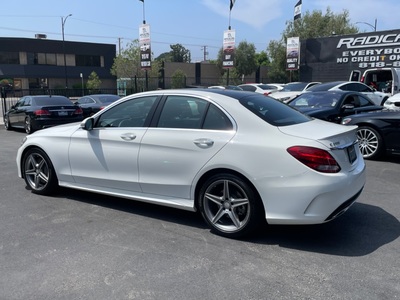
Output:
left=222, top=29, right=235, bottom=69
left=286, top=37, right=300, bottom=70
left=139, top=24, right=151, bottom=69
left=294, top=0, right=302, bottom=20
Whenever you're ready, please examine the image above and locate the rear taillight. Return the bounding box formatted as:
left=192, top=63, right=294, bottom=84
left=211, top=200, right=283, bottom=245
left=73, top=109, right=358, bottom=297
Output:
left=34, top=109, right=51, bottom=116
left=287, top=146, right=341, bottom=173
left=360, top=76, right=365, bottom=83
left=74, top=107, right=83, bottom=115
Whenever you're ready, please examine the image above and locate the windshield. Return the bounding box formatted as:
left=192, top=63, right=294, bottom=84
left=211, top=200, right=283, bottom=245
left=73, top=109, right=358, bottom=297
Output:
left=281, top=82, right=308, bottom=92
left=290, top=93, right=340, bottom=108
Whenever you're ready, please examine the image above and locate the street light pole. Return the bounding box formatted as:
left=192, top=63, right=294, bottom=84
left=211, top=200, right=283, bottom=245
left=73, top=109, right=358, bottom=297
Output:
left=61, top=14, right=72, bottom=93
left=356, top=18, right=377, bottom=32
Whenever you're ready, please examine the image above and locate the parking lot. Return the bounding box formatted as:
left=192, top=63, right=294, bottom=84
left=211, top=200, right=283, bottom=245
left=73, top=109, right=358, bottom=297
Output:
left=0, top=128, right=399, bottom=299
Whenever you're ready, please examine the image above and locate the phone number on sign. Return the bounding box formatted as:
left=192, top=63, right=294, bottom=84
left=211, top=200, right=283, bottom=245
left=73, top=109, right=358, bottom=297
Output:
left=358, top=61, right=400, bottom=68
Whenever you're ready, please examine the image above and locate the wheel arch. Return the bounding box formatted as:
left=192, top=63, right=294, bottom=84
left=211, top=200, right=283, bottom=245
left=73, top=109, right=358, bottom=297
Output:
left=19, top=145, right=49, bottom=178
left=193, top=168, right=265, bottom=214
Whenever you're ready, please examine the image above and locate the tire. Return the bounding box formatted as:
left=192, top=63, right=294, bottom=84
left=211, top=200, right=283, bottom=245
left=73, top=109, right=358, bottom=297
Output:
left=198, top=173, right=264, bottom=238
left=4, top=115, right=11, bottom=130
left=357, top=126, right=384, bottom=160
left=25, top=116, right=34, bottom=134
left=22, top=148, right=58, bottom=195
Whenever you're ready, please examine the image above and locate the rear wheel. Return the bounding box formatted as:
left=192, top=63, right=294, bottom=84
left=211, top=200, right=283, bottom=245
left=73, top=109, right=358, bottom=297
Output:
left=357, top=126, right=383, bottom=159
left=22, top=148, right=58, bottom=195
left=198, top=173, right=264, bottom=238
left=4, top=115, right=11, bottom=130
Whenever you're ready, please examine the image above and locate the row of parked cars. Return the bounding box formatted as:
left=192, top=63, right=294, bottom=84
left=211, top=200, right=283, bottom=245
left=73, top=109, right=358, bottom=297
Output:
left=4, top=80, right=400, bottom=160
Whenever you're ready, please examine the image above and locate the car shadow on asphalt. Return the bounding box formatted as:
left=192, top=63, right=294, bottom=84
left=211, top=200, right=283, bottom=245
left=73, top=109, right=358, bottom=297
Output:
left=58, top=188, right=399, bottom=257
left=249, top=202, right=400, bottom=256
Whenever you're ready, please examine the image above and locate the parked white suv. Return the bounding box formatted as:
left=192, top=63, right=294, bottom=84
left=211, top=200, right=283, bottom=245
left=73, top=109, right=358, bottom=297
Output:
left=350, top=68, right=400, bottom=96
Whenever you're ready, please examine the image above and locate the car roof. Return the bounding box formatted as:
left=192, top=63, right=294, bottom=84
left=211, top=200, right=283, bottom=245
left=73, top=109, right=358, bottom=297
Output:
left=307, top=81, right=349, bottom=91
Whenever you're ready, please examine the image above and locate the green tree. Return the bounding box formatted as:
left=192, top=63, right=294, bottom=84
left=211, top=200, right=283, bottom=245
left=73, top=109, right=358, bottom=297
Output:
left=111, top=40, right=161, bottom=79
left=169, top=44, right=191, bottom=63
left=255, top=51, right=270, bottom=66
left=171, top=69, right=187, bottom=88
left=86, top=71, right=102, bottom=92
left=266, top=7, right=358, bottom=83
left=235, top=41, right=258, bottom=77
left=215, top=41, right=258, bottom=83
left=155, top=51, right=173, bottom=62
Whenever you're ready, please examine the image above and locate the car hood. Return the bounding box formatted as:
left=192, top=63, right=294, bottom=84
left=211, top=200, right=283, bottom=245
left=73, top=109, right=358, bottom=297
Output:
left=279, top=119, right=357, bottom=149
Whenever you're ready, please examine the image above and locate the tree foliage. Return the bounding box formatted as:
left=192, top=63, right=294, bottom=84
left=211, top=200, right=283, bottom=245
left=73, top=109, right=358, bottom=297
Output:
left=170, top=44, right=191, bottom=63
left=86, top=71, right=102, bottom=91
left=266, top=7, right=359, bottom=83
left=171, top=69, right=187, bottom=88
left=235, top=41, right=258, bottom=77
left=216, top=41, right=258, bottom=82
left=155, top=44, right=191, bottom=63
left=111, top=40, right=160, bottom=79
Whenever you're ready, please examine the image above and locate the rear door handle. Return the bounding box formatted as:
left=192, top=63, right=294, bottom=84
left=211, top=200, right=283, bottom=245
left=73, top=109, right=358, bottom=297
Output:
left=194, top=138, right=214, bottom=148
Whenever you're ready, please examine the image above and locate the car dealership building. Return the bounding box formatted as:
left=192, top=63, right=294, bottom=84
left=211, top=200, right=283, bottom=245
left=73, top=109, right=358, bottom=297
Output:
left=0, top=37, right=116, bottom=90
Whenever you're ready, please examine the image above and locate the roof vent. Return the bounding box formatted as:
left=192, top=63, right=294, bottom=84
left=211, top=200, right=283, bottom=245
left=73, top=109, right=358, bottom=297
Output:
left=35, top=34, right=47, bottom=39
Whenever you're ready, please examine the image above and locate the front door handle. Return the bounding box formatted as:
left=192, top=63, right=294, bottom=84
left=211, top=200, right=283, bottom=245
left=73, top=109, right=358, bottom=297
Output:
left=120, top=133, right=137, bottom=141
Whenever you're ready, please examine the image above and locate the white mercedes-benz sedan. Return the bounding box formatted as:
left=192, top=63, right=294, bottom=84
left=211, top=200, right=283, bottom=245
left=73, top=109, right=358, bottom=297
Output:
left=16, top=89, right=366, bottom=238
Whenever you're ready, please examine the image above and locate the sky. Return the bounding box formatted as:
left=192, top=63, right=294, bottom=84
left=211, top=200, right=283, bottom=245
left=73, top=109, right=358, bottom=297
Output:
left=1, top=0, right=399, bottom=62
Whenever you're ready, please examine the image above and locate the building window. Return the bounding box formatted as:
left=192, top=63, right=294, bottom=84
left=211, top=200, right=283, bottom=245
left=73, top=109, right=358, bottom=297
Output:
left=27, top=52, right=57, bottom=65
left=0, top=51, right=19, bottom=64
left=76, top=55, right=101, bottom=67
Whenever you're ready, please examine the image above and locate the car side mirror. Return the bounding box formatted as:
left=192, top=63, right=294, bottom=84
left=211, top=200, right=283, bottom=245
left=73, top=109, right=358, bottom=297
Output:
left=81, top=118, right=94, bottom=131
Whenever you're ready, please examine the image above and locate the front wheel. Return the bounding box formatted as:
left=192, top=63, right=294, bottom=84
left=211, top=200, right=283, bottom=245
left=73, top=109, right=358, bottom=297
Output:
left=198, top=173, right=264, bottom=238
left=25, top=116, right=34, bottom=134
left=357, top=126, right=384, bottom=159
left=22, top=148, right=58, bottom=195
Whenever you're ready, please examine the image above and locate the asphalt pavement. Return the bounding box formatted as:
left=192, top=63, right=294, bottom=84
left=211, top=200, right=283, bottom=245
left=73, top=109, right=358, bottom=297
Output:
left=0, top=128, right=399, bottom=300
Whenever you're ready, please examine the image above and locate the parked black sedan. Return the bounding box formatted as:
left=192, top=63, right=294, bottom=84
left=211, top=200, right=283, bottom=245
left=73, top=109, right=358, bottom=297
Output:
left=288, top=90, right=382, bottom=123
left=342, top=110, right=400, bottom=159
left=74, top=94, right=120, bottom=118
left=4, top=95, right=84, bottom=134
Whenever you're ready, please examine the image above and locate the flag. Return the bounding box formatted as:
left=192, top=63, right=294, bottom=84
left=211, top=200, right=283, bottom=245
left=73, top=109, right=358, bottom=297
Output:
left=294, top=0, right=302, bottom=20
left=230, top=0, right=236, bottom=11
left=139, top=0, right=144, bottom=2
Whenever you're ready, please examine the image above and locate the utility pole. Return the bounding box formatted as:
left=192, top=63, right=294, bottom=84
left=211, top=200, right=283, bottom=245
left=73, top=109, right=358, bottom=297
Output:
left=201, top=46, right=208, bottom=62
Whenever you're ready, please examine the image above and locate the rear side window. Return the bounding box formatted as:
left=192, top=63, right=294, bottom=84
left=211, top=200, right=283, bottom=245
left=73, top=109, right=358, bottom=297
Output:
left=239, top=95, right=311, bottom=126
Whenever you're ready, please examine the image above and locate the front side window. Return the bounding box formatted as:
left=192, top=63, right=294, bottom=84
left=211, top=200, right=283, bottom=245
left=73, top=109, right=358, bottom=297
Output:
left=96, top=96, right=157, bottom=128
